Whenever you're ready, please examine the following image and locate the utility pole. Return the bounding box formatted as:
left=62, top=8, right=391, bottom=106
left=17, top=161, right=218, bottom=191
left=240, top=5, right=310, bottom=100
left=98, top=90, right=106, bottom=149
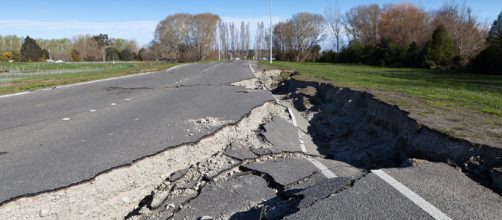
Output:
left=269, top=0, right=273, bottom=64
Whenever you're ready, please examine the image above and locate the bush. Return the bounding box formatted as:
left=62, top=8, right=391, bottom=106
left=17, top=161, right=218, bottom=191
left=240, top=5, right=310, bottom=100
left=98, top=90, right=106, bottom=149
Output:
left=120, top=48, right=133, bottom=61
left=338, top=42, right=366, bottom=63
left=469, top=35, right=502, bottom=74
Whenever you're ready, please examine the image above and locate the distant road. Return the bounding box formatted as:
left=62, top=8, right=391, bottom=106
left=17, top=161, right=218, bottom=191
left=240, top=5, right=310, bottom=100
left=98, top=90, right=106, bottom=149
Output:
left=0, top=61, right=272, bottom=203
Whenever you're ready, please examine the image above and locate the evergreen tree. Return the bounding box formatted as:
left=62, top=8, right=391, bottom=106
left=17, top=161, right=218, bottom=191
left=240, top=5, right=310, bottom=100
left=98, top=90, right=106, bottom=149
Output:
left=489, top=10, right=502, bottom=41
left=470, top=13, right=502, bottom=74
left=423, top=26, right=458, bottom=69
left=20, top=36, right=43, bottom=62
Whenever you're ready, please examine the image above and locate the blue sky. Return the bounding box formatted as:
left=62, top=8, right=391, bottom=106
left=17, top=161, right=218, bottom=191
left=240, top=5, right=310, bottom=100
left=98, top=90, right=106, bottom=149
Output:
left=1, top=0, right=501, bottom=46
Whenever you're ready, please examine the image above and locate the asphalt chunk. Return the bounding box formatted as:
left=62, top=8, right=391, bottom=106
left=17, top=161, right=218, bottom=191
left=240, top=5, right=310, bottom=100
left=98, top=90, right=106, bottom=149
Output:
left=171, top=174, right=276, bottom=219
left=262, top=117, right=303, bottom=153
left=224, top=142, right=258, bottom=161
left=242, top=159, right=321, bottom=187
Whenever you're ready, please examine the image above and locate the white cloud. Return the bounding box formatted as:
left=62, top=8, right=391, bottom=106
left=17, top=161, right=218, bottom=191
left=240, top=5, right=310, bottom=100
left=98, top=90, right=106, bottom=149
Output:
left=0, top=20, right=157, bottom=46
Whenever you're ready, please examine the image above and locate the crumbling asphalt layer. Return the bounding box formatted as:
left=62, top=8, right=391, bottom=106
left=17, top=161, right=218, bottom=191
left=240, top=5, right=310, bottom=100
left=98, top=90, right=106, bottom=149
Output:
left=2, top=62, right=502, bottom=219
left=0, top=62, right=272, bottom=204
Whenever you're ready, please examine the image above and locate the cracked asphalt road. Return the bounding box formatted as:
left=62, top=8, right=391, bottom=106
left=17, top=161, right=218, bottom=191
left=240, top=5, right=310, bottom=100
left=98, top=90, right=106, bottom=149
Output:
left=1, top=61, right=501, bottom=220
left=0, top=61, right=272, bottom=204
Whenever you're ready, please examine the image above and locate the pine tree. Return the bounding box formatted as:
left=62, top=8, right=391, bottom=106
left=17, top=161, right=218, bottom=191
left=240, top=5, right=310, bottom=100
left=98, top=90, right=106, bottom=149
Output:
left=424, top=26, right=458, bottom=68
left=489, top=10, right=502, bottom=40
left=20, top=36, right=43, bottom=62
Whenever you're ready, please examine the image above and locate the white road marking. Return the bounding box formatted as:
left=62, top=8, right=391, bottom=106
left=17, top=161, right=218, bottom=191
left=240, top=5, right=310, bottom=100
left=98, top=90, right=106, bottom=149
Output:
left=125, top=98, right=131, bottom=101
left=371, top=169, right=452, bottom=220
left=249, top=63, right=255, bottom=73
left=0, top=64, right=186, bottom=99
left=307, top=158, right=337, bottom=179
left=110, top=103, right=117, bottom=106
left=287, top=108, right=298, bottom=127
left=0, top=91, right=31, bottom=98
left=62, top=118, right=71, bottom=121
left=90, top=109, right=97, bottom=112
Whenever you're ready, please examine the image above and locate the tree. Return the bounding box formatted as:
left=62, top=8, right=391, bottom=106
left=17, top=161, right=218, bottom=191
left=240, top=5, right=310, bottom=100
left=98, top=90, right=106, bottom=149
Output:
left=432, top=2, right=487, bottom=64
left=489, top=10, right=502, bottom=40
left=93, top=34, right=112, bottom=62
left=71, top=50, right=80, bottom=62
left=325, top=2, right=343, bottom=52
left=154, top=13, right=220, bottom=62
left=343, top=4, right=381, bottom=44
left=286, top=12, right=326, bottom=62
left=41, top=49, right=50, bottom=60
left=470, top=14, right=502, bottom=74
left=120, top=48, right=133, bottom=61
left=72, top=35, right=101, bottom=61
left=20, top=36, right=43, bottom=62
left=379, top=3, right=430, bottom=47
left=105, top=47, right=120, bottom=61
left=424, top=26, right=459, bottom=68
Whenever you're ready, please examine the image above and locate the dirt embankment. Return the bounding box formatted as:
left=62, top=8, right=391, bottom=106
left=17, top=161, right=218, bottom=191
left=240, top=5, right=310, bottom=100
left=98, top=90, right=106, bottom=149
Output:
left=271, top=76, right=502, bottom=194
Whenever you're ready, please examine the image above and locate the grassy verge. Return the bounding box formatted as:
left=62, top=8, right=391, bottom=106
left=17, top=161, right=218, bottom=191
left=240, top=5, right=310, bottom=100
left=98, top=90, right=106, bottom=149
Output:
left=260, top=61, right=502, bottom=147
left=0, top=62, right=176, bottom=95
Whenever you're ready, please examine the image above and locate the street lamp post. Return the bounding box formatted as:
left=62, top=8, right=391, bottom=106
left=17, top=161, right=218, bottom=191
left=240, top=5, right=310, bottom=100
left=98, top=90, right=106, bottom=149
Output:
left=270, top=0, right=273, bottom=64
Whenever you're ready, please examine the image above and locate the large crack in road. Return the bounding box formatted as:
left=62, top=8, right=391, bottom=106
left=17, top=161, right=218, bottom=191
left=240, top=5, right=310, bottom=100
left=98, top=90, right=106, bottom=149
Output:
left=1, top=62, right=501, bottom=219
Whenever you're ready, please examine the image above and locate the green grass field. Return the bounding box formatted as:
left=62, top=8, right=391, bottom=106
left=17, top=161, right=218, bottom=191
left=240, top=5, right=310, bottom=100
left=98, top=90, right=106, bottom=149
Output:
left=0, top=62, right=176, bottom=95
left=260, top=61, right=502, bottom=146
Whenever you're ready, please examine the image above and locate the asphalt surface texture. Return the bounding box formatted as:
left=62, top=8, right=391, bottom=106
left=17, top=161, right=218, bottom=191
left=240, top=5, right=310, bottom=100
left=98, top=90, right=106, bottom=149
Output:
left=0, top=61, right=272, bottom=203
left=1, top=61, right=501, bottom=220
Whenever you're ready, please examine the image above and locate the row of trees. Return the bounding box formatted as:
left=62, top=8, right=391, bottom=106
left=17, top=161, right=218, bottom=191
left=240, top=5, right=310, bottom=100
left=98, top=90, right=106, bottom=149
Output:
left=319, top=2, right=498, bottom=72
left=218, top=21, right=252, bottom=60
left=0, top=34, right=139, bottom=62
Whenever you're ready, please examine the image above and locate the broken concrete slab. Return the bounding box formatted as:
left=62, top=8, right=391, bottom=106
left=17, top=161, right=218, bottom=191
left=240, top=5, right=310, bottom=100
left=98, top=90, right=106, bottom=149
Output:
left=170, top=174, right=276, bottom=219
left=262, top=117, right=303, bottom=153
left=224, top=143, right=258, bottom=161
left=242, top=159, right=320, bottom=187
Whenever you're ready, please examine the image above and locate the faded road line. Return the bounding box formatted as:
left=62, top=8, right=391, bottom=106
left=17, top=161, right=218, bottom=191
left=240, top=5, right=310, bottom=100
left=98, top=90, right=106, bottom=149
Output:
left=372, top=169, right=452, bottom=220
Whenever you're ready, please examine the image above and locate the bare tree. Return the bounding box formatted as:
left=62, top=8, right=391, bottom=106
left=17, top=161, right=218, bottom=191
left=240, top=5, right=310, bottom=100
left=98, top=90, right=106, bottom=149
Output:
left=343, top=4, right=381, bottom=44
left=290, top=13, right=326, bottom=62
left=325, top=2, right=343, bottom=52
left=218, top=22, right=228, bottom=60
left=432, top=1, right=487, bottom=64
left=72, top=35, right=101, bottom=61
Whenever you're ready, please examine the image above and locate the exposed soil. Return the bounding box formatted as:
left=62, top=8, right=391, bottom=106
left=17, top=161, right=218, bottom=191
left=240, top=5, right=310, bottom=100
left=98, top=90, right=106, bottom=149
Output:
left=271, top=76, right=502, bottom=194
